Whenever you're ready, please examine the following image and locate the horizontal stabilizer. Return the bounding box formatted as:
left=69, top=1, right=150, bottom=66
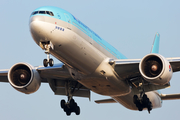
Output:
left=95, top=98, right=116, bottom=104
left=160, top=93, right=180, bottom=100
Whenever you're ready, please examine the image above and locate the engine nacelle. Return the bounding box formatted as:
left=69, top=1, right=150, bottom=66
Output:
left=139, top=54, right=172, bottom=85
left=8, top=63, right=41, bottom=94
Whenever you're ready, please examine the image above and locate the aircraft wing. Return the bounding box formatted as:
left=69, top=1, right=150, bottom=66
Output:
left=0, top=63, right=90, bottom=98
left=94, top=93, right=180, bottom=104
left=113, top=57, right=180, bottom=94
left=167, top=57, right=180, bottom=72
left=0, top=69, right=8, bottom=82
left=114, top=57, right=180, bottom=79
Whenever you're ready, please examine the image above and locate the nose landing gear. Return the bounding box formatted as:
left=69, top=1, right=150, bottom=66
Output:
left=42, top=43, right=54, bottom=67
left=43, top=53, right=54, bottom=67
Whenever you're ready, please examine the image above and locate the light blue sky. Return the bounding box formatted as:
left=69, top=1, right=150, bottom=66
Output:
left=0, top=0, right=180, bottom=120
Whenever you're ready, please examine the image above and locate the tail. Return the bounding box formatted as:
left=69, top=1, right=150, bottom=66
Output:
left=151, top=32, right=160, bottom=53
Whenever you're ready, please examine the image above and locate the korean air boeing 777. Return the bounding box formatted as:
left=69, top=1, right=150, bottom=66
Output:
left=1, top=6, right=180, bottom=116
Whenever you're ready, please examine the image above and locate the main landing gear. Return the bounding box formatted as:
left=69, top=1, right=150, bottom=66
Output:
left=131, top=78, right=152, bottom=113
left=60, top=98, right=80, bottom=116
left=60, top=81, right=81, bottom=116
left=133, top=93, right=152, bottom=113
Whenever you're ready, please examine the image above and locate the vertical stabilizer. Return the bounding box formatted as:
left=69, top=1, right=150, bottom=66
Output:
left=151, top=32, right=160, bottom=53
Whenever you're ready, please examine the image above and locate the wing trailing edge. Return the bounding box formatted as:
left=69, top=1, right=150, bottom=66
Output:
left=95, top=98, right=116, bottom=104
left=160, top=93, right=180, bottom=100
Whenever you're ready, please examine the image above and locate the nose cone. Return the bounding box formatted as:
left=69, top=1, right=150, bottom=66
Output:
left=30, top=16, right=49, bottom=45
left=29, top=15, right=45, bottom=24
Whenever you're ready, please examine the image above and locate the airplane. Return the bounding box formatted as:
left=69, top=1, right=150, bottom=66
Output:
left=1, top=6, right=180, bottom=116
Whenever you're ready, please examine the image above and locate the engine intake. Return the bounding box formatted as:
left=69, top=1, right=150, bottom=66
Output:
left=8, top=63, right=41, bottom=94
left=139, top=54, right=172, bottom=85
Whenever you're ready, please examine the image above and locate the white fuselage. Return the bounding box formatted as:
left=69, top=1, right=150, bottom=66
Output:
left=30, top=15, right=162, bottom=110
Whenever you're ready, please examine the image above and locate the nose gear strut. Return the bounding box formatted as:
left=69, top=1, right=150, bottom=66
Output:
left=43, top=43, right=54, bottom=67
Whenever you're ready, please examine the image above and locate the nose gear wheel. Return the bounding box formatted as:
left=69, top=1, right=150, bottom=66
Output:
left=43, top=53, right=54, bottom=67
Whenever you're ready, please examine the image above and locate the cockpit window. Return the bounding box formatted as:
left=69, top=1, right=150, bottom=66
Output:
left=31, top=11, right=54, bottom=16
left=39, top=11, right=46, bottom=14
left=49, top=12, right=54, bottom=16
left=46, top=11, right=50, bottom=15
left=32, top=11, right=38, bottom=15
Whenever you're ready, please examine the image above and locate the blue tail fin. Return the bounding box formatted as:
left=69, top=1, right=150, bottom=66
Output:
left=151, top=32, right=160, bottom=53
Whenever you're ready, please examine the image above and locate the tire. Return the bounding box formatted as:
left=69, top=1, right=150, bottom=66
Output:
left=63, top=106, right=68, bottom=112
left=138, top=107, right=143, bottom=111
left=43, top=59, right=48, bottom=67
left=75, top=106, right=80, bottom=115
left=69, top=99, right=75, bottom=107
left=49, top=59, right=54, bottom=67
left=61, top=100, right=66, bottom=109
left=133, top=95, right=138, bottom=104
left=143, top=94, right=148, bottom=100
left=66, top=110, right=71, bottom=116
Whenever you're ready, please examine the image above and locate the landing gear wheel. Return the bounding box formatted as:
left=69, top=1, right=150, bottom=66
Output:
left=60, top=98, right=81, bottom=116
left=70, top=99, right=75, bottom=107
left=49, top=58, right=54, bottom=67
left=142, top=94, right=148, bottom=100
left=66, top=109, right=71, bottom=116
left=133, top=95, right=143, bottom=111
left=75, top=106, right=80, bottom=115
left=133, top=95, right=138, bottom=104
left=43, top=59, right=48, bottom=67
left=60, top=99, right=66, bottom=109
left=133, top=94, right=153, bottom=113
left=138, top=106, right=143, bottom=111
left=63, top=106, right=68, bottom=112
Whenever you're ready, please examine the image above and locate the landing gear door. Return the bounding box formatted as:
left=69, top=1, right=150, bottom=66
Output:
left=64, top=13, right=71, bottom=30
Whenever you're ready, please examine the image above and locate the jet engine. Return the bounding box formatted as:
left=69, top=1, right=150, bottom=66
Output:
left=8, top=63, right=41, bottom=94
left=139, top=54, right=172, bottom=85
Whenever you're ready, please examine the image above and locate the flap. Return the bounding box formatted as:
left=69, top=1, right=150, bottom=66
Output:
left=37, top=63, right=90, bottom=98
left=160, top=93, right=180, bottom=100
left=167, top=57, right=180, bottom=72
left=95, top=98, right=116, bottom=104
left=114, top=59, right=141, bottom=79
left=37, top=63, right=73, bottom=82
